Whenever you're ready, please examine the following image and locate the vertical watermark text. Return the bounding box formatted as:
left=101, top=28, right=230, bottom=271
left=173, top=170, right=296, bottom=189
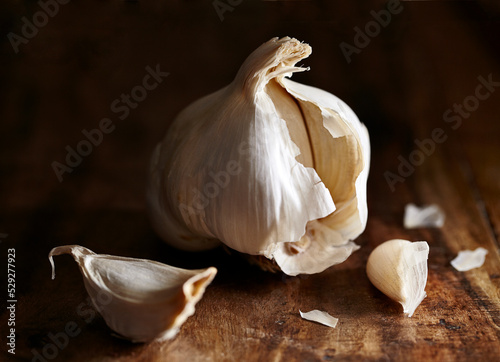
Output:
left=5, top=234, right=16, bottom=355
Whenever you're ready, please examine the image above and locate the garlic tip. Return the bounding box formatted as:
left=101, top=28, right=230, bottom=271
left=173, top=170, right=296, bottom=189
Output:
left=49, top=254, right=56, bottom=280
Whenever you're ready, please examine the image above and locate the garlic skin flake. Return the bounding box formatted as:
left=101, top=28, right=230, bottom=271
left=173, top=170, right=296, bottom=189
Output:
left=451, top=247, right=488, bottom=271
left=299, top=309, right=338, bottom=328
left=366, top=239, right=429, bottom=317
left=147, top=37, right=370, bottom=276
left=49, top=245, right=217, bottom=343
left=404, top=203, right=445, bottom=229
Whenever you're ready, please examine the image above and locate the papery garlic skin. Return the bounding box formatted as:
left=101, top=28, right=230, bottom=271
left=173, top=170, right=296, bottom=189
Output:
left=451, top=247, right=488, bottom=271
left=148, top=37, right=370, bottom=276
left=49, top=245, right=217, bottom=343
left=404, top=203, right=445, bottom=229
left=366, top=239, right=429, bottom=317
left=299, top=309, right=338, bottom=328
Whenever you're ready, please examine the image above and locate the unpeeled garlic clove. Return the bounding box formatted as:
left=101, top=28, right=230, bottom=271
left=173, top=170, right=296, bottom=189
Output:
left=147, top=37, right=370, bottom=276
left=366, top=239, right=429, bottom=317
left=49, top=245, right=217, bottom=343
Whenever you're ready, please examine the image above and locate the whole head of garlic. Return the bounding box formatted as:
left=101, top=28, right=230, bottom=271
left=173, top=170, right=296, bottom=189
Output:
left=49, top=245, right=217, bottom=343
left=147, top=37, right=370, bottom=276
left=366, top=239, right=429, bottom=317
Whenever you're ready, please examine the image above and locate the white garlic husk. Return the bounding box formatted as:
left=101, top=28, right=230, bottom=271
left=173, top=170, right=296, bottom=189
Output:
left=451, top=247, right=488, bottom=271
left=404, top=203, right=445, bottom=229
left=147, top=37, right=370, bottom=276
left=299, top=309, right=338, bottom=329
left=366, top=239, right=429, bottom=317
left=49, top=245, right=217, bottom=343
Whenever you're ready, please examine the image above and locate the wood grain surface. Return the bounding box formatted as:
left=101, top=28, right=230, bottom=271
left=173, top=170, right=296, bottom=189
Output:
left=1, top=1, right=499, bottom=361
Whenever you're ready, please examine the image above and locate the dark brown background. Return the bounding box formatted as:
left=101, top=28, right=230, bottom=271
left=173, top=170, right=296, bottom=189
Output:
left=1, top=0, right=499, bottom=361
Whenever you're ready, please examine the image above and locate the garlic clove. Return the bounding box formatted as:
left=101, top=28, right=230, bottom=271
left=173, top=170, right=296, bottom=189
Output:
left=366, top=239, right=429, bottom=317
left=266, top=78, right=314, bottom=168
left=147, top=37, right=370, bottom=275
left=279, top=78, right=370, bottom=237
left=49, top=245, right=217, bottom=343
left=271, top=75, right=370, bottom=275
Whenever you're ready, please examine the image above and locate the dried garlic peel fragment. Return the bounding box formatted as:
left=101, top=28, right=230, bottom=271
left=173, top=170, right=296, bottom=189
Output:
left=299, top=309, right=338, bottom=328
left=49, top=245, right=217, bottom=343
left=366, top=239, right=429, bottom=317
left=451, top=247, right=488, bottom=271
left=404, top=203, right=445, bottom=229
left=147, top=36, right=370, bottom=276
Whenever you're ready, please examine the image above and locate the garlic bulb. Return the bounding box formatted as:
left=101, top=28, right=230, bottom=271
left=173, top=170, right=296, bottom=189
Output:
left=366, top=239, right=429, bottom=317
left=147, top=37, right=370, bottom=276
left=49, top=245, right=217, bottom=342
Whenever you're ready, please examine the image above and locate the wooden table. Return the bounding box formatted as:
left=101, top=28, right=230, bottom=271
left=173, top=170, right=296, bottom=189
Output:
left=1, top=1, right=499, bottom=361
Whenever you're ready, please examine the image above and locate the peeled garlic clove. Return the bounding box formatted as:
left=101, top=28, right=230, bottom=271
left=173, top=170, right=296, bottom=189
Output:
left=147, top=37, right=370, bottom=276
left=49, top=245, right=217, bottom=342
left=366, top=239, right=429, bottom=317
